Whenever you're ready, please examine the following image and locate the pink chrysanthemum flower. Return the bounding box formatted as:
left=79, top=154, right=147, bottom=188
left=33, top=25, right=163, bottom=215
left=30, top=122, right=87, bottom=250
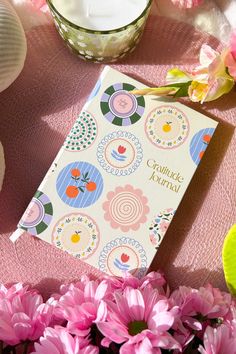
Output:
left=103, top=271, right=167, bottom=296
left=170, top=284, right=232, bottom=332
left=32, top=327, right=98, bottom=354
left=198, top=324, right=236, bottom=354
left=54, top=277, right=109, bottom=337
left=0, top=283, right=54, bottom=346
left=171, top=0, right=203, bottom=8
left=0, top=283, right=29, bottom=300
left=97, top=286, right=181, bottom=354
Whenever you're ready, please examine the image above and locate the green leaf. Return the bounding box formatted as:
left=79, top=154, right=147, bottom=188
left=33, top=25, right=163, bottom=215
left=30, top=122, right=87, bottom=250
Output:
left=174, top=83, right=191, bottom=98
left=164, top=81, right=192, bottom=88
left=222, top=224, right=236, bottom=295
left=162, top=81, right=192, bottom=98
left=79, top=187, right=84, bottom=193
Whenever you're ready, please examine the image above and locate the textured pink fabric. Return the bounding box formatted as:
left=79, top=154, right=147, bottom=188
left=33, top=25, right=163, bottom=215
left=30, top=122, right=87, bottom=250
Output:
left=0, top=15, right=235, bottom=299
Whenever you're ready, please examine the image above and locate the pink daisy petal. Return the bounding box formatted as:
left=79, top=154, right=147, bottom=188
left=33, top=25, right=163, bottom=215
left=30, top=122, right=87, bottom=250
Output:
left=97, top=321, right=128, bottom=344
left=151, top=311, right=174, bottom=331
left=126, top=288, right=145, bottom=321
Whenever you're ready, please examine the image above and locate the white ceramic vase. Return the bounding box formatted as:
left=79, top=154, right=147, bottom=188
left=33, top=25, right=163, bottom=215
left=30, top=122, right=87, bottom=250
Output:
left=0, top=0, right=27, bottom=191
left=0, top=0, right=27, bottom=93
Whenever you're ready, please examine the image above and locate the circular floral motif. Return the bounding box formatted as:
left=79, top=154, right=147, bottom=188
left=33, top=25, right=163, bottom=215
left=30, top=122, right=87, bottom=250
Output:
left=145, top=105, right=189, bottom=149
left=100, top=83, right=145, bottom=126
left=63, top=111, right=97, bottom=152
left=18, top=191, right=53, bottom=235
left=98, top=237, right=147, bottom=278
left=149, top=208, right=175, bottom=249
left=52, top=213, right=100, bottom=260
left=190, top=128, right=215, bottom=165
left=103, top=185, right=149, bottom=232
left=97, top=131, right=143, bottom=176
left=56, top=161, right=103, bottom=208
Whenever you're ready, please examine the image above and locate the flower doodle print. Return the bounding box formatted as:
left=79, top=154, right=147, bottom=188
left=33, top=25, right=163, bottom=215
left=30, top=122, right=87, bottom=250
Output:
left=56, top=162, right=103, bottom=208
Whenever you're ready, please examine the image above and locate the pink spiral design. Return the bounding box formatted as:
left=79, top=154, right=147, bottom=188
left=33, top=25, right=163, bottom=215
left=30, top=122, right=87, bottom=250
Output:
left=109, top=192, right=143, bottom=226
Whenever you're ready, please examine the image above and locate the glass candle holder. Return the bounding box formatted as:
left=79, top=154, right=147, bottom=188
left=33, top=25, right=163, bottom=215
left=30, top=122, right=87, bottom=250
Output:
left=46, top=0, right=152, bottom=63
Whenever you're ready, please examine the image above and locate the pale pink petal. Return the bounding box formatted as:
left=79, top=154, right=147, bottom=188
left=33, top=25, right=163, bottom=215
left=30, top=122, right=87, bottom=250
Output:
left=96, top=300, right=107, bottom=322
left=80, top=302, right=97, bottom=318
left=101, top=337, right=112, bottom=348
left=97, top=321, right=128, bottom=344
left=231, top=30, right=236, bottom=60
left=114, top=292, right=131, bottom=324
left=125, top=288, right=145, bottom=321
left=153, top=300, right=169, bottom=313
left=32, top=327, right=85, bottom=354
left=199, top=44, right=218, bottom=67
left=84, top=281, right=96, bottom=302
left=120, top=337, right=156, bottom=354
left=95, top=281, right=109, bottom=302
left=143, top=288, right=161, bottom=322
left=140, top=271, right=166, bottom=290
left=184, top=316, right=202, bottom=330
left=225, top=51, right=236, bottom=80
left=13, top=323, right=31, bottom=342
left=150, top=311, right=174, bottom=331
left=81, top=345, right=99, bottom=354
left=60, top=330, right=79, bottom=354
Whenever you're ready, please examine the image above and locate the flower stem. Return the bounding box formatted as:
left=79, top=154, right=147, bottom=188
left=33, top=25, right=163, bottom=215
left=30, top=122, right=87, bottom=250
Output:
left=22, top=342, right=29, bottom=354
left=0, top=341, right=3, bottom=354
left=2, top=345, right=13, bottom=354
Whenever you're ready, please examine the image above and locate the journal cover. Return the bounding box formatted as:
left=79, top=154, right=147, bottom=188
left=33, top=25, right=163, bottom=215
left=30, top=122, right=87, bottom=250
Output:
left=15, top=66, right=218, bottom=278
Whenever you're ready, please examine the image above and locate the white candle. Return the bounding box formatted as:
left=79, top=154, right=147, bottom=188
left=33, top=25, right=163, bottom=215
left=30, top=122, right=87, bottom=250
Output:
left=52, top=0, right=149, bottom=31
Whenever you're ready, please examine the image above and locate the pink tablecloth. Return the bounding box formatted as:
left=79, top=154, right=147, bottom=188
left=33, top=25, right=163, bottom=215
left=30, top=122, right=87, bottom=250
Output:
left=0, top=15, right=235, bottom=299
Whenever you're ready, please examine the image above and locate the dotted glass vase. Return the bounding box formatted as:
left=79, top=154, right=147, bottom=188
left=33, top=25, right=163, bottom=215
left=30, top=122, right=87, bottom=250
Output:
left=46, top=0, right=152, bottom=63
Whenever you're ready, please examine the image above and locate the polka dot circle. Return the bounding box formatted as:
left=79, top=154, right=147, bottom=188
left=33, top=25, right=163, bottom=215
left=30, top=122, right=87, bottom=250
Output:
left=64, top=111, right=97, bottom=152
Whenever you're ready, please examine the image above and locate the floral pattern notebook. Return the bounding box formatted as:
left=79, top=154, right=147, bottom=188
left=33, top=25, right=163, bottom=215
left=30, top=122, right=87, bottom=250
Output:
left=16, top=66, right=218, bottom=278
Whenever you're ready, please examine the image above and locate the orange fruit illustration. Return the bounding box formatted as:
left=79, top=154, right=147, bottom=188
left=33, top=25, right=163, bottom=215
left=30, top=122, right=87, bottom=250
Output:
left=199, top=150, right=205, bottom=160
left=71, top=232, right=81, bottom=243
left=162, top=123, right=172, bottom=133
left=66, top=185, right=79, bottom=198
left=203, top=134, right=211, bottom=144
left=86, top=181, right=97, bottom=192
left=71, top=168, right=81, bottom=178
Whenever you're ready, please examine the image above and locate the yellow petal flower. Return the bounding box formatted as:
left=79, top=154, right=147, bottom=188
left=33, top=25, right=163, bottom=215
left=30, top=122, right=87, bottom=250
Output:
left=188, top=81, right=209, bottom=103
left=166, top=68, right=191, bottom=84
left=188, top=74, right=234, bottom=103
